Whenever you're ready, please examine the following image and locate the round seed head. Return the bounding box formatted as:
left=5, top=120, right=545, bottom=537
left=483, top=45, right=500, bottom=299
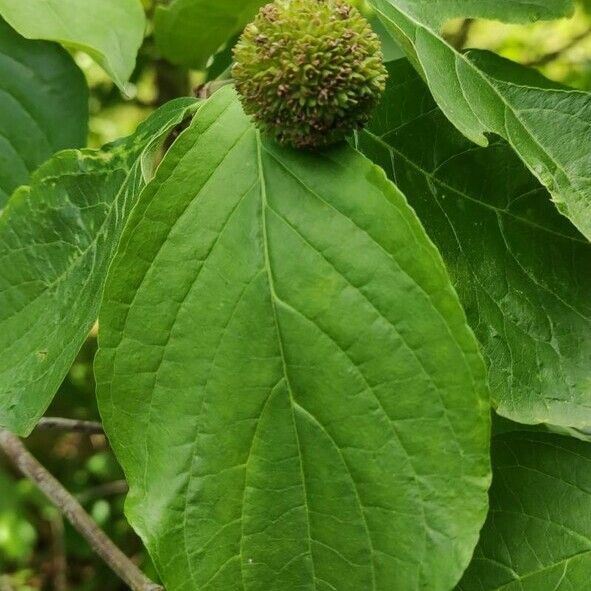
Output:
left=232, top=0, right=388, bottom=149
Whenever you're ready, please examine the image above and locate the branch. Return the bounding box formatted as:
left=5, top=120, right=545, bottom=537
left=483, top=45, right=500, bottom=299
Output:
left=49, top=513, right=67, bottom=591
left=526, top=28, right=591, bottom=67
left=77, top=480, right=129, bottom=504
left=0, top=430, right=162, bottom=591
left=446, top=18, right=474, bottom=50
left=36, top=417, right=104, bottom=435
left=194, top=79, right=233, bottom=100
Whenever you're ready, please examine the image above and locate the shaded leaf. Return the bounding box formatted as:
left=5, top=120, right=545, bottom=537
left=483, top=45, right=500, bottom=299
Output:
left=368, top=0, right=591, bottom=240
left=0, top=18, right=88, bottom=208
left=457, top=430, right=591, bottom=590
left=96, top=86, right=490, bottom=591
left=359, top=60, right=591, bottom=430
left=0, top=0, right=146, bottom=90
left=0, top=98, right=198, bottom=435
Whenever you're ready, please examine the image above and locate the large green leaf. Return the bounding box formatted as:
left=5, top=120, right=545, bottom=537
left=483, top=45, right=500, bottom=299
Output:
left=457, top=430, right=591, bottom=590
left=96, top=86, right=490, bottom=591
left=0, top=0, right=145, bottom=90
left=0, top=98, right=198, bottom=436
left=359, top=60, right=591, bottom=430
left=368, top=0, right=591, bottom=241
left=0, top=18, right=87, bottom=208
left=155, top=0, right=266, bottom=69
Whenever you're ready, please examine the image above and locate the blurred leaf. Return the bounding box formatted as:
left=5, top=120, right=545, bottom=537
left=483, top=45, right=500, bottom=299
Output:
left=86, top=452, right=121, bottom=480
left=0, top=0, right=146, bottom=90
left=155, top=0, right=266, bottom=68
left=90, top=500, right=110, bottom=526
left=0, top=469, right=36, bottom=566
left=458, top=8, right=591, bottom=91
left=0, top=18, right=88, bottom=208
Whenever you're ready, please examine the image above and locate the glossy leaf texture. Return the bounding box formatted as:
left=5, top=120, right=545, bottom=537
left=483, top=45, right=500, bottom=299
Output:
left=0, top=98, right=198, bottom=435
left=0, top=18, right=88, bottom=208
left=155, top=0, right=266, bottom=69
left=457, top=430, right=591, bottom=590
left=96, top=86, right=491, bottom=591
left=367, top=0, right=591, bottom=241
left=0, top=0, right=145, bottom=90
left=358, top=60, right=591, bottom=430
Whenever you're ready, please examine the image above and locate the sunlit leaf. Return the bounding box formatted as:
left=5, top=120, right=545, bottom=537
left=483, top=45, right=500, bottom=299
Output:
left=96, top=86, right=491, bottom=591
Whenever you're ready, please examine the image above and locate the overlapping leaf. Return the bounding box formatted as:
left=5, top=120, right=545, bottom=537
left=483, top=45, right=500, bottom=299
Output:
left=0, top=98, right=198, bottom=435
left=368, top=0, right=591, bottom=240
left=359, top=60, right=591, bottom=430
left=155, top=0, right=266, bottom=69
left=0, top=18, right=87, bottom=208
left=96, top=86, right=490, bottom=591
left=0, top=0, right=146, bottom=89
left=457, top=430, right=591, bottom=590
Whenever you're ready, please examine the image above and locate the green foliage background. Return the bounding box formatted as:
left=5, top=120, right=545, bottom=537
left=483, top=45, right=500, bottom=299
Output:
left=1, top=1, right=590, bottom=589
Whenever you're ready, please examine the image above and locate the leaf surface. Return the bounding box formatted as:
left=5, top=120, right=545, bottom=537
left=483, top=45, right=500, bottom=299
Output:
left=368, top=0, right=591, bottom=240
left=0, top=98, right=198, bottom=435
left=457, top=430, right=591, bottom=591
left=96, top=86, right=491, bottom=591
left=0, top=0, right=145, bottom=89
left=359, top=60, right=591, bottom=429
left=0, top=18, right=88, bottom=208
left=155, top=0, right=266, bottom=69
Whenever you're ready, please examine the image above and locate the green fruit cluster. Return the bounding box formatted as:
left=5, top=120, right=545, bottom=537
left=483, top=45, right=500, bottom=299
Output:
left=232, top=0, right=388, bottom=149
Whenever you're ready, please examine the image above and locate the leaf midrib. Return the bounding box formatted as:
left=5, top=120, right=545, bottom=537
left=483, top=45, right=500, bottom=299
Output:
left=256, top=131, right=319, bottom=591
